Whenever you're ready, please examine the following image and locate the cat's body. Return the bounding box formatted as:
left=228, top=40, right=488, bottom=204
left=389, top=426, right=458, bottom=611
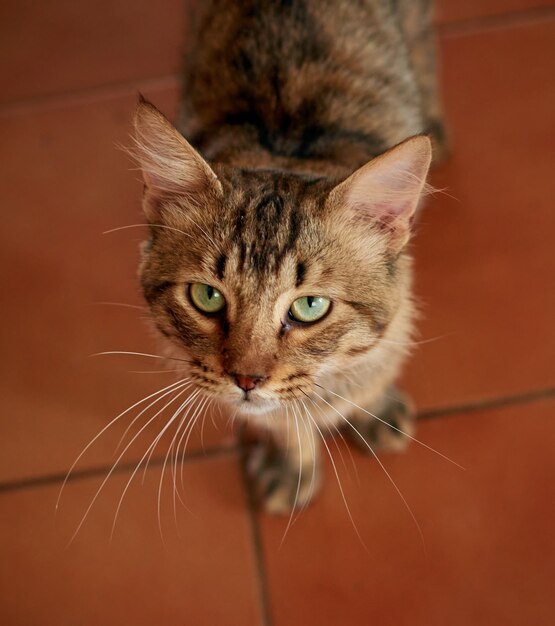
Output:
left=178, top=0, right=444, bottom=175
left=133, top=0, right=444, bottom=512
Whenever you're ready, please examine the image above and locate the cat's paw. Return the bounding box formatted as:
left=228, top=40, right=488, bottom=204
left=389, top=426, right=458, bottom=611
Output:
left=348, top=389, right=416, bottom=453
left=247, top=444, right=321, bottom=515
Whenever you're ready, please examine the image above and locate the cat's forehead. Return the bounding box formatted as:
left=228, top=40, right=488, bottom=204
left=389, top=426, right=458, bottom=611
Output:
left=214, top=168, right=331, bottom=281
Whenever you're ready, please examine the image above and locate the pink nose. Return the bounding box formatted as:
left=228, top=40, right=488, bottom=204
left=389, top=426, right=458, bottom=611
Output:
left=233, top=374, right=265, bottom=392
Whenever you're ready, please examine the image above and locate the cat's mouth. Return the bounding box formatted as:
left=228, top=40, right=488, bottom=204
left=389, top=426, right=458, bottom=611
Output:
left=233, top=392, right=275, bottom=414
left=227, top=387, right=283, bottom=416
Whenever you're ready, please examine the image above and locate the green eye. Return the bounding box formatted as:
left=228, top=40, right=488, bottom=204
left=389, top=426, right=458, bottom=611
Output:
left=189, top=283, right=226, bottom=314
left=289, top=296, right=331, bottom=323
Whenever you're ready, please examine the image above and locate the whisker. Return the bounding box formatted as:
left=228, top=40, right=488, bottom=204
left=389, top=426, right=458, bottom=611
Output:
left=182, top=213, right=224, bottom=256
left=89, top=301, right=146, bottom=311
left=311, top=388, right=425, bottom=551
left=285, top=402, right=291, bottom=449
left=173, top=395, right=210, bottom=515
left=280, top=402, right=304, bottom=548
left=141, top=389, right=201, bottom=484
left=109, top=389, right=199, bottom=541
left=178, top=394, right=212, bottom=492
left=70, top=385, right=192, bottom=545
left=374, top=334, right=449, bottom=347
left=91, top=350, right=193, bottom=365
left=300, top=395, right=369, bottom=553
left=170, top=406, right=197, bottom=517
left=158, top=396, right=201, bottom=539
left=305, top=395, right=360, bottom=485
left=293, top=400, right=317, bottom=523
left=209, top=401, right=220, bottom=431
left=114, top=380, right=192, bottom=454
left=315, top=383, right=465, bottom=470
left=103, top=223, right=193, bottom=238
left=56, top=377, right=189, bottom=512
left=103, top=220, right=223, bottom=258
left=128, top=368, right=190, bottom=374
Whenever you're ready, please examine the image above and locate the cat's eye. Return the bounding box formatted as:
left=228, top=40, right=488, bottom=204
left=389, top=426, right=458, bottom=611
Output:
left=289, top=296, right=331, bottom=323
left=189, top=283, right=226, bottom=314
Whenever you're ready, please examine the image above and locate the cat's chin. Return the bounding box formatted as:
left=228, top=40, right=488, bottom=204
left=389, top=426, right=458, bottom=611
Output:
left=232, top=396, right=279, bottom=417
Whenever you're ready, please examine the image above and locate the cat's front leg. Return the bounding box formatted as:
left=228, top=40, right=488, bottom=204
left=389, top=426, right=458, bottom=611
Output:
left=247, top=412, right=322, bottom=515
left=346, top=386, right=416, bottom=454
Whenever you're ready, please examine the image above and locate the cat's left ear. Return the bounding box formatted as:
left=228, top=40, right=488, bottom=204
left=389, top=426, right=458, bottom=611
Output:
left=328, top=136, right=432, bottom=251
left=132, top=96, right=222, bottom=209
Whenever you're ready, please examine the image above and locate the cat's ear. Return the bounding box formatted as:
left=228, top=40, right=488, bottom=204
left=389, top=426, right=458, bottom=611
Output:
left=132, top=96, right=222, bottom=206
left=328, top=136, right=432, bottom=251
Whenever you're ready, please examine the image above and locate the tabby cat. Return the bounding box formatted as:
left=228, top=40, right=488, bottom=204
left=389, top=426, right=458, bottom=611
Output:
left=132, top=0, right=445, bottom=513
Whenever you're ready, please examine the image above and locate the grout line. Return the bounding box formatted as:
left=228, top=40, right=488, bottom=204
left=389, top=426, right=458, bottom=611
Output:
left=1, top=386, right=554, bottom=495
left=1, top=6, right=554, bottom=117
left=0, top=74, right=179, bottom=118
left=239, top=438, right=273, bottom=626
left=437, top=5, right=555, bottom=37
left=418, top=386, right=555, bottom=421
left=0, top=443, right=237, bottom=495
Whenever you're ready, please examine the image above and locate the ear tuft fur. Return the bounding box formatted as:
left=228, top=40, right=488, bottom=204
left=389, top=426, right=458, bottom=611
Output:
left=131, top=98, right=221, bottom=199
left=329, top=136, right=432, bottom=250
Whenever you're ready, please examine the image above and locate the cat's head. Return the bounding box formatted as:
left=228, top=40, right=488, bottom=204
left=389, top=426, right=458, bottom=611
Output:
left=132, top=100, right=431, bottom=415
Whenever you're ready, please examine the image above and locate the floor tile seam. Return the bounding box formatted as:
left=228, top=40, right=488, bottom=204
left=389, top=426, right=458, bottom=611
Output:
left=2, top=386, right=554, bottom=493
left=238, top=440, right=274, bottom=626
left=417, top=386, right=555, bottom=421
left=0, top=73, right=179, bottom=119
left=437, top=5, right=555, bottom=38
left=1, top=6, right=554, bottom=116
left=0, top=442, right=238, bottom=495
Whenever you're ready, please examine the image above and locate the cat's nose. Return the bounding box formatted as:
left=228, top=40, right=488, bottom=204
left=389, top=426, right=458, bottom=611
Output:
left=231, top=373, right=267, bottom=392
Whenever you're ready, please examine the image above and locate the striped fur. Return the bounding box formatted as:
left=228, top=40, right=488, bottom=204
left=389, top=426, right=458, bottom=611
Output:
left=133, top=0, right=442, bottom=512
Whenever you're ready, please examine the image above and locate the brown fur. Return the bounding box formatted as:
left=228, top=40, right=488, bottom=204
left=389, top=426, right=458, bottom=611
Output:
left=132, top=0, right=443, bottom=512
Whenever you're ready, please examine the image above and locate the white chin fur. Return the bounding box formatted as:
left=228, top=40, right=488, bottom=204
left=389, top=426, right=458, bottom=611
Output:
left=232, top=396, right=279, bottom=416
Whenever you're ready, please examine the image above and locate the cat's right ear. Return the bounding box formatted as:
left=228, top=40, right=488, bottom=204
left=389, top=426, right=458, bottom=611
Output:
left=132, top=96, right=222, bottom=218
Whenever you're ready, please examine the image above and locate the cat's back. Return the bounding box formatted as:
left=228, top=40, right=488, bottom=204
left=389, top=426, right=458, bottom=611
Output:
left=178, top=0, right=425, bottom=172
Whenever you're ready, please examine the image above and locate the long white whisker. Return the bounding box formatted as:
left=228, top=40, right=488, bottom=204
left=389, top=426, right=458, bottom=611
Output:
left=182, top=213, right=223, bottom=256
left=141, top=390, right=200, bottom=484
left=311, top=388, right=424, bottom=550
left=170, top=395, right=205, bottom=518
left=292, top=400, right=317, bottom=523
left=89, top=301, right=146, bottom=310
left=56, top=377, right=188, bottom=511
left=301, top=395, right=368, bottom=553
left=280, top=402, right=304, bottom=548
left=91, top=350, right=192, bottom=365
left=306, top=395, right=360, bottom=484
left=109, top=389, right=197, bottom=540
left=114, top=380, right=192, bottom=454
left=104, top=220, right=223, bottom=257
left=103, top=223, right=194, bottom=238
left=374, top=335, right=448, bottom=347
left=157, top=398, right=198, bottom=540
left=175, top=392, right=206, bottom=493
left=166, top=396, right=206, bottom=531
left=128, top=368, right=190, bottom=375
left=178, top=394, right=212, bottom=491
left=315, top=384, right=464, bottom=470
left=70, top=385, right=191, bottom=545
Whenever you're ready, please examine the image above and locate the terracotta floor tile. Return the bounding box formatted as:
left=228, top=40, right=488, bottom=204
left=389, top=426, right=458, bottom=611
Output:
left=0, top=0, right=189, bottom=105
left=0, top=453, right=261, bottom=626
left=259, top=397, right=555, bottom=626
left=0, top=87, right=233, bottom=484
left=435, top=0, right=554, bottom=24
left=3, top=1, right=553, bottom=107
left=402, top=18, right=555, bottom=410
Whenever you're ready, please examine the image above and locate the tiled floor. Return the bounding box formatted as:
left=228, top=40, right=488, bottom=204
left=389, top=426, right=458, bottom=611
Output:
left=1, top=2, right=554, bottom=625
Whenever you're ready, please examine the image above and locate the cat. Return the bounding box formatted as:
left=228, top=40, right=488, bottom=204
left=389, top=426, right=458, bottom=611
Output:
left=131, top=0, right=445, bottom=513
